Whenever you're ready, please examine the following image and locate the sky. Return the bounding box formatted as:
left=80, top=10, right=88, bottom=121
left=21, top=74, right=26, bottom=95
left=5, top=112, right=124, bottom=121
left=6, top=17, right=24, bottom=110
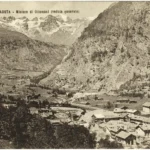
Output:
left=0, top=1, right=113, bottom=19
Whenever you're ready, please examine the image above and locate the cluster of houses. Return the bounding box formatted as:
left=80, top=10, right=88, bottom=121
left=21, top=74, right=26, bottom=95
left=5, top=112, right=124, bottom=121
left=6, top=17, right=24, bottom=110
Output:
left=0, top=100, right=84, bottom=126
left=79, top=107, right=150, bottom=148
left=3, top=89, right=150, bottom=148
left=97, top=119, right=150, bottom=147
left=29, top=106, right=84, bottom=125
left=0, top=93, right=23, bottom=109
left=72, top=93, right=103, bottom=102
left=0, top=90, right=87, bottom=127
left=1, top=100, right=17, bottom=109
left=114, top=101, right=150, bottom=115
left=116, top=98, right=137, bottom=104
left=114, top=106, right=141, bottom=115
left=98, top=120, right=138, bottom=146
left=29, top=107, right=54, bottom=118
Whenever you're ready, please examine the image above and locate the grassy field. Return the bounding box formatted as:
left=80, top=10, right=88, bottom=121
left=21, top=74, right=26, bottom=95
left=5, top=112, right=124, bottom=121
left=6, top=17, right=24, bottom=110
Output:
left=74, top=94, right=150, bottom=111
left=1, top=79, right=150, bottom=113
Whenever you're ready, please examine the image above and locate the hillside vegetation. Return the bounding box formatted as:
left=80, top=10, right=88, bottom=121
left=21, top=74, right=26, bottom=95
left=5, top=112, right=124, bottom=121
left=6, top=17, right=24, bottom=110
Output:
left=0, top=27, right=66, bottom=72
left=41, top=2, right=150, bottom=95
left=0, top=102, right=95, bottom=148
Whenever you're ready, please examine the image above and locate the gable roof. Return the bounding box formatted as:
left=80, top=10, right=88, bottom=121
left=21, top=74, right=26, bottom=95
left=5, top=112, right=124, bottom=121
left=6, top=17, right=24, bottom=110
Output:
left=114, top=108, right=125, bottom=113
left=120, top=106, right=128, bottom=110
left=117, top=98, right=129, bottom=101
left=108, top=127, right=119, bottom=133
left=80, top=109, right=118, bottom=123
left=126, top=109, right=138, bottom=114
left=143, top=102, right=150, bottom=108
left=116, top=131, right=134, bottom=140
left=129, top=114, right=150, bottom=124
left=107, top=126, right=126, bottom=133
left=114, top=108, right=138, bottom=114
left=92, top=114, right=105, bottom=119
left=139, top=125, right=150, bottom=131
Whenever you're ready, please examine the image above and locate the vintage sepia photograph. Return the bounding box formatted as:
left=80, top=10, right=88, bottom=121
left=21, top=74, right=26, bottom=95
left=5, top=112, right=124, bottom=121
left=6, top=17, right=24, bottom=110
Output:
left=0, top=1, right=150, bottom=149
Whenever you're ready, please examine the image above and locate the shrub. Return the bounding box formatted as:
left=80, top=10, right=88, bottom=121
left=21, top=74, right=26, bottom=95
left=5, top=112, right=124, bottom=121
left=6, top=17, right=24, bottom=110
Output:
left=98, top=137, right=123, bottom=149
left=0, top=103, right=96, bottom=149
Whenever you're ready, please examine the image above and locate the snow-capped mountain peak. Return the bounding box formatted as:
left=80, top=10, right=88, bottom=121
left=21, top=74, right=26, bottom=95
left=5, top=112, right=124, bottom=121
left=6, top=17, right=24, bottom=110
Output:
left=0, top=14, right=92, bottom=45
left=87, top=16, right=97, bottom=21
left=56, top=14, right=69, bottom=22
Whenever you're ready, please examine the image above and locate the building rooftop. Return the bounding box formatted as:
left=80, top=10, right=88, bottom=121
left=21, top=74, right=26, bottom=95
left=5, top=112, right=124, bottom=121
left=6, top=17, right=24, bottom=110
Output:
left=129, top=114, right=150, bottom=124
left=143, top=102, right=150, bottom=108
left=117, top=98, right=129, bottom=101
left=139, top=125, right=150, bottom=131
left=100, top=120, right=138, bottom=133
left=114, top=108, right=138, bottom=114
left=116, top=131, right=133, bottom=139
left=126, top=109, right=138, bottom=114
left=114, top=108, right=125, bottom=113
left=107, top=126, right=121, bottom=133
left=80, top=109, right=119, bottom=123
left=120, top=106, right=128, bottom=110
left=92, top=114, right=105, bottom=119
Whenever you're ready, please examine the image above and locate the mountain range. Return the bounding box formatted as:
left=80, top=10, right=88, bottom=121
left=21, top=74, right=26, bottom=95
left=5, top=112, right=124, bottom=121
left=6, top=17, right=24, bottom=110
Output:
left=0, top=27, right=66, bottom=77
left=40, top=2, right=150, bottom=96
left=1, top=2, right=150, bottom=97
left=0, top=14, right=92, bottom=45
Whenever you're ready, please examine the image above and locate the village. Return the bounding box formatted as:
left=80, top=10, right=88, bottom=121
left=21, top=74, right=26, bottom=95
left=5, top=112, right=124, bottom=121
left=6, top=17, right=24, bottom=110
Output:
left=1, top=84, right=150, bottom=149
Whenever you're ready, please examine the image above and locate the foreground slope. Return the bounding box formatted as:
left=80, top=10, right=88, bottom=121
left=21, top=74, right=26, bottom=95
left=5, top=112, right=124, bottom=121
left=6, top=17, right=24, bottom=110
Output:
left=40, top=2, right=150, bottom=94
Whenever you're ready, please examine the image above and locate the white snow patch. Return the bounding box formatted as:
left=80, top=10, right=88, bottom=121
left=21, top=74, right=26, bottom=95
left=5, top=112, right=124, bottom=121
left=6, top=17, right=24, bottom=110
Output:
left=57, top=14, right=68, bottom=22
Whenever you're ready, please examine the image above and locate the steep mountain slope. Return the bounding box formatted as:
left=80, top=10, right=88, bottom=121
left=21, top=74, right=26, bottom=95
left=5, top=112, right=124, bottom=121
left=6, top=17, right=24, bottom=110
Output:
left=0, top=15, right=91, bottom=45
left=40, top=2, right=150, bottom=94
left=0, top=27, right=66, bottom=73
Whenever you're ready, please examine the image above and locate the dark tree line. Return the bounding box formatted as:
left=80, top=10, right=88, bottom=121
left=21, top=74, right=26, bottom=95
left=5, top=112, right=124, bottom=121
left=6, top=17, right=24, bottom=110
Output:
left=98, top=136, right=123, bottom=149
left=0, top=103, right=95, bottom=149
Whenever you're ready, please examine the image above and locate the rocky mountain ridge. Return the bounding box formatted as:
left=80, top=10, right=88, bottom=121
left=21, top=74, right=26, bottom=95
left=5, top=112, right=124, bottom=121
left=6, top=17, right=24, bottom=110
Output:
left=40, top=2, right=150, bottom=95
left=0, top=14, right=92, bottom=45
left=0, top=27, right=66, bottom=73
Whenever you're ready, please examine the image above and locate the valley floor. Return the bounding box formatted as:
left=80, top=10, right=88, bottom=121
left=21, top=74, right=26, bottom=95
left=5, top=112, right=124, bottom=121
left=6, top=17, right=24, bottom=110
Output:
left=1, top=78, right=150, bottom=148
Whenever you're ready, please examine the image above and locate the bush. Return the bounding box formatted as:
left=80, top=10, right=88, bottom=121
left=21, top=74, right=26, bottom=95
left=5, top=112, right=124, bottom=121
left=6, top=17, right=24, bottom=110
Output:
left=98, top=137, right=123, bottom=149
left=0, top=103, right=96, bottom=149
left=105, top=101, right=113, bottom=109
left=91, top=51, right=107, bottom=62
left=54, top=124, right=95, bottom=148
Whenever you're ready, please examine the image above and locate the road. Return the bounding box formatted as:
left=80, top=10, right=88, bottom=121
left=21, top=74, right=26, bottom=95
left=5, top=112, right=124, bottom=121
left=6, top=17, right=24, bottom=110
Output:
left=70, top=102, right=102, bottom=110
left=58, top=96, right=103, bottom=110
